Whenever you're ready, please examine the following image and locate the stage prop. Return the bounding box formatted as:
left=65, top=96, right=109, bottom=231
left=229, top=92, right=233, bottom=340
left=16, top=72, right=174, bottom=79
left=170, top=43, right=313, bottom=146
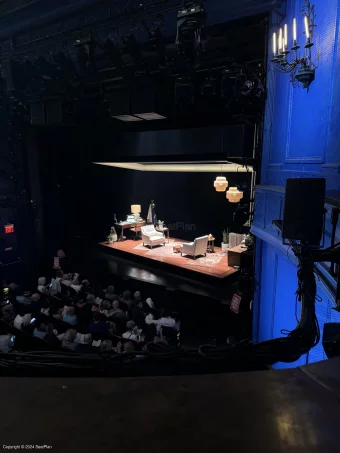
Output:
left=141, top=225, right=166, bottom=248
left=114, top=220, right=146, bottom=241
left=180, top=235, right=209, bottom=259
left=147, top=200, right=157, bottom=226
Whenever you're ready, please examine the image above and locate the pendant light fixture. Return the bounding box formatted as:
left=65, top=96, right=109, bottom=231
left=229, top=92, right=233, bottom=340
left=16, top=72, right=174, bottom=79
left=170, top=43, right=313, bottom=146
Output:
left=226, top=187, right=243, bottom=203
left=214, top=176, right=228, bottom=192
left=214, top=161, right=228, bottom=192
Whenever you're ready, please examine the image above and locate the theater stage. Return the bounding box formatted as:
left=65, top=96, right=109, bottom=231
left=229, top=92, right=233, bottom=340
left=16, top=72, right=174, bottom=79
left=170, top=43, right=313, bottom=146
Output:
left=99, top=237, right=237, bottom=282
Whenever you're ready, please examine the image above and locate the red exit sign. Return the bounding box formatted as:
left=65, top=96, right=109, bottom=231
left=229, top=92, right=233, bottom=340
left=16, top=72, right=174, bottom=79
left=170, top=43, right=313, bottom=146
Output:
left=4, top=224, right=14, bottom=234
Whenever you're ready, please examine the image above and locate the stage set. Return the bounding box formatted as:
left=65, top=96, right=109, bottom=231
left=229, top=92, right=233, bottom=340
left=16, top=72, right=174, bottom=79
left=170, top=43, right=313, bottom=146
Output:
left=96, top=158, right=254, bottom=287
left=99, top=210, right=247, bottom=284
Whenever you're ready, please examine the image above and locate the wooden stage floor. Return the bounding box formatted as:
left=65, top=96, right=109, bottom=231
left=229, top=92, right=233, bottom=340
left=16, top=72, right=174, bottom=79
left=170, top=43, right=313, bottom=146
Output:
left=99, top=237, right=237, bottom=280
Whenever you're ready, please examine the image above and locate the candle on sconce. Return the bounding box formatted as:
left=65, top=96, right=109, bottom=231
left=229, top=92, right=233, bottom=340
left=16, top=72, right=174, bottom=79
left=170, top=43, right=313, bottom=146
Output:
left=304, top=16, right=310, bottom=39
left=279, top=28, right=283, bottom=53
left=292, top=17, right=300, bottom=50
left=293, top=18, right=297, bottom=41
left=284, top=24, right=288, bottom=51
left=273, top=32, right=277, bottom=56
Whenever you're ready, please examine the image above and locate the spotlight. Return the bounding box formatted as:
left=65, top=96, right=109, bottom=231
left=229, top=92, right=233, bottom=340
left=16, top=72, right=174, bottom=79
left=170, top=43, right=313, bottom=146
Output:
left=74, top=35, right=96, bottom=74
left=176, top=1, right=205, bottom=53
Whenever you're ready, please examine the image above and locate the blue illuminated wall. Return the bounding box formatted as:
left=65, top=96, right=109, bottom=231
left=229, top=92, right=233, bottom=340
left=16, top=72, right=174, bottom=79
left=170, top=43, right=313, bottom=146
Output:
left=252, top=0, right=340, bottom=367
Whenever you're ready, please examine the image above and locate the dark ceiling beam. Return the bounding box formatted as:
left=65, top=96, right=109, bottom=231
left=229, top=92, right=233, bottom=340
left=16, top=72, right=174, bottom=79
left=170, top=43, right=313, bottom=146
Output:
left=0, top=0, right=42, bottom=18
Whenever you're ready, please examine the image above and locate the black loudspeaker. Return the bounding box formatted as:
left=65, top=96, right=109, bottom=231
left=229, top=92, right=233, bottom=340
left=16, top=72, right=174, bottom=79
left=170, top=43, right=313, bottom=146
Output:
left=282, top=178, right=326, bottom=245
left=30, top=102, right=45, bottom=125
left=322, top=323, right=340, bottom=358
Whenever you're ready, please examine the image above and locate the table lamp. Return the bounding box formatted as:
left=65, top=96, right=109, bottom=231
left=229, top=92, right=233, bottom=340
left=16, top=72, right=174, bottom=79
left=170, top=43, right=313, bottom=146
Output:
left=131, top=204, right=141, bottom=221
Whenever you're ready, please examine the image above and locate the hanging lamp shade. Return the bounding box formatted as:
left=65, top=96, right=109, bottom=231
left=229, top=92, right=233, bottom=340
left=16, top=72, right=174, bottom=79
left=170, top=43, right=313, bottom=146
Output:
left=226, top=187, right=243, bottom=203
left=214, top=176, right=228, bottom=192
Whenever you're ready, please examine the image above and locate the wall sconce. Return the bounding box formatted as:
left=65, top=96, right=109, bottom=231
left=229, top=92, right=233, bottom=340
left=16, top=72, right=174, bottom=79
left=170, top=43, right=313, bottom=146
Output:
left=271, top=1, right=317, bottom=91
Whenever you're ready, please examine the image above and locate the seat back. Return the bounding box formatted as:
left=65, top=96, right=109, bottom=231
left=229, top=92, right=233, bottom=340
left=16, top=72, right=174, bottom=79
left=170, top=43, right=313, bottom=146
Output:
left=141, top=225, right=156, bottom=236
left=194, top=235, right=209, bottom=256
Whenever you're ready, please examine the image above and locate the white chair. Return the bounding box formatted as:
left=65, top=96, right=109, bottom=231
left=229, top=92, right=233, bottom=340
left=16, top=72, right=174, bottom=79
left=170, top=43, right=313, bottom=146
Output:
left=180, top=235, right=209, bottom=259
left=141, top=225, right=166, bottom=248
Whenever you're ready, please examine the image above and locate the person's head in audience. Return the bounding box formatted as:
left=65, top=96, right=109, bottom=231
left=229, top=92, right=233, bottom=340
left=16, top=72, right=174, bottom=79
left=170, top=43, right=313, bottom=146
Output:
left=62, top=329, right=78, bottom=350
left=91, top=304, right=100, bottom=313
left=112, top=300, right=120, bottom=311
left=126, top=320, right=136, bottom=332
left=146, top=298, right=154, bottom=309
left=84, top=333, right=92, bottom=344
left=31, top=293, right=41, bottom=303
left=134, top=291, right=141, bottom=302
left=137, top=301, right=144, bottom=310
left=122, top=290, right=132, bottom=301
left=8, top=282, right=18, bottom=292
left=38, top=277, right=46, bottom=287
left=33, top=322, right=47, bottom=340
left=100, top=340, right=113, bottom=352
left=82, top=279, right=90, bottom=288
left=108, top=321, right=117, bottom=335
left=124, top=341, right=137, bottom=353
left=63, top=306, right=77, bottom=325
left=86, top=294, right=95, bottom=304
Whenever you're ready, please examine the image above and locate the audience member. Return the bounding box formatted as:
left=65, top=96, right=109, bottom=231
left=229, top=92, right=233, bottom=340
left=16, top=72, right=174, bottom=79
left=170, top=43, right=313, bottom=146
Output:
left=146, top=298, right=155, bottom=309
left=132, top=301, right=147, bottom=328
left=101, top=300, right=114, bottom=318
left=0, top=326, right=14, bottom=353
left=33, top=322, right=47, bottom=340
left=45, top=323, right=61, bottom=346
left=105, top=286, right=117, bottom=301
left=14, top=307, right=32, bottom=330
left=111, top=300, right=128, bottom=321
left=121, top=290, right=133, bottom=309
left=89, top=312, right=109, bottom=335
left=62, top=306, right=77, bottom=326
left=37, top=277, right=49, bottom=295
left=15, top=288, right=30, bottom=305
left=122, top=320, right=139, bottom=342
left=62, top=329, right=78, bottom=351
left=61, top=274, right=72, bottom=287
left=100, top=339, right=113, bottom=352
left=133, top=291, right=142, bottom=304
left=77, top=333, right=96, bottom=353
left=71, top=278, right=82, bottom=292
left=1, top=302, right=16, bottom=323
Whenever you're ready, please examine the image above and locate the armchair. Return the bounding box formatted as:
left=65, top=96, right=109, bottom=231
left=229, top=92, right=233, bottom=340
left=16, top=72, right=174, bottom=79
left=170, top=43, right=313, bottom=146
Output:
left=180, top=235, right=209, bottom=259
left=141, top=225, right=166, bottom=248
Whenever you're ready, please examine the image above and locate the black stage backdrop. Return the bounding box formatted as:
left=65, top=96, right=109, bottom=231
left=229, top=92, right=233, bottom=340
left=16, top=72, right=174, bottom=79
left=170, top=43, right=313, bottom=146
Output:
left=27, top=122, right=252, bottom=262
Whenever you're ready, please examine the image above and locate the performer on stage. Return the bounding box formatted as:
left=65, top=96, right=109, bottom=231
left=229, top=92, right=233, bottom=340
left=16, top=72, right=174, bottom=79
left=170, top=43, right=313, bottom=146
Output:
left=147, top=200, right=157, bottom=226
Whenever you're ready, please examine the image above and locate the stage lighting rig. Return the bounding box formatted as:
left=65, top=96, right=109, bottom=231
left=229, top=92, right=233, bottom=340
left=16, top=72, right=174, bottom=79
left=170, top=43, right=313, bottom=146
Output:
left=74, top=35, right=96, bottom=74
left=176, top=1, right=205, bottom=57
